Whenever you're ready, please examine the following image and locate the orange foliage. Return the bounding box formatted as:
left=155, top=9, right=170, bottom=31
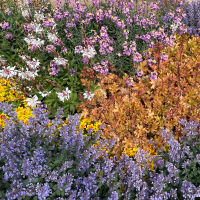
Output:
left=76, top=34, right=200, bottom=156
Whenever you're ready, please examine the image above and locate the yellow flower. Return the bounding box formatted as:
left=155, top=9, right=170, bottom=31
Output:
left=149, top=161, right=154, bottom=171
left=97, top=171, right=102, bottom=177
left=80, top=122, right=86, bottom=129
left=0, top=113, right=10, bottom=128
left=86, top=124, right=94, bottom=131
left=124, top=147, right=138, bottom=157
left=149, top=148, right=158, bottom=157
left=15, top=107, right=35, bottom=124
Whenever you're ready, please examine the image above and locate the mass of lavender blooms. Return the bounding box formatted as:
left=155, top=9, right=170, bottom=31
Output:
left=182, top=0, right=200, bottom=36
left=0, top=0, right=200, bottom=199
left=0, top=102, right=200, bottom=199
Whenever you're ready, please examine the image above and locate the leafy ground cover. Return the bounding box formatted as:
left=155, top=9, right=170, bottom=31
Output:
left=0, top=0, right=200, bottom=199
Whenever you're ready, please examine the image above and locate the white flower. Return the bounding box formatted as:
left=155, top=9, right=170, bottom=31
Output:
left=31, top=21, right=44, bottom=35
left=34, top=11, right=45, bottom=22
left=54, top=57, right=68, bottom=66
left=19, top=55, right=31, bottom=61
left=82, top=46, right=96, bottom=59
left=56, top=87, right=71, bottom=102
left=18, top=70, right=38, bottom=80
left=26, top=58, right=40, bottom=70
left=24, top=34, right=44, bottom=48
left=26, top=86, right=32, bottom=91
left=0, top=55, right=6, bottom=62
left=21, top=9, right=30, bottom=19
left=24, top=95, right=41, bottom=107
left=0, top=66, right=19, bottom=78
left=38, top=90, right=52, bottom=97
left=83, top=91, right=95, bottom=101
left=170, top=23, right=180, bottom=33
left=47, top=32, right=59, bottom=43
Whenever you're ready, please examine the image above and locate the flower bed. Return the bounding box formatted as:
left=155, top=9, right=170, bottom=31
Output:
left=0, top=0, right=200, bottom=199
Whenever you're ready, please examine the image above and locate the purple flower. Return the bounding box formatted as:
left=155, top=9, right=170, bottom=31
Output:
left=24, top=23, right=34, bottom=33
left=69, top=68, right=76, bottom=76
left=5, top=9, right=11, bottom=15
left=5, top=32, right=14, bottom=40
left=36, top=183, right=52, bottom=200
left=45, top=44, right=56, bottom=53
left=126, top=77, right=134, bottom=86
left=133, top=52, right=143, bottom=63
left=93, top=61, right=109, bottom=75
left=149, top=71, right=158, bottom=81
left=0, top=21, right=10, bottom=30
left=96, top=9, right=104, bottom=23
left=82, top=57, right=90, bottom=65
left=136, top=68, right=143, bottom=77
left=74, top=45, right=83, bottom=54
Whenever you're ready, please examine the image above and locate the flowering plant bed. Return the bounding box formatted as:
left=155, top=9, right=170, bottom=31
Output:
left=0, top=0, right=200, bottom=199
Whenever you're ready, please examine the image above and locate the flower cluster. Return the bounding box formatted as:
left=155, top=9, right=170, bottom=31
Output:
left=1, top=101, right=200, bottom=199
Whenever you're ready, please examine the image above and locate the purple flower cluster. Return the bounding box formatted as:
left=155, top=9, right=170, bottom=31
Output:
left=5, top=32, right=14, bottom=40
left=49, top=60, right=60, bottom=76
left=0, top=21, right=10, bottom=30
left=181, top=0, right=200, bottom=36
left=23, top=23, right=34, bottom=33
left=99, top=26, right=114, bottom=55
left=45, top=44, right=56, bottom=53
left=93, top=60, right=109, bottom=75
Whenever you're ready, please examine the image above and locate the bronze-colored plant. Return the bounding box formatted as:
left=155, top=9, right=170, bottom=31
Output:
left=76, top=34, right=200, bottom=156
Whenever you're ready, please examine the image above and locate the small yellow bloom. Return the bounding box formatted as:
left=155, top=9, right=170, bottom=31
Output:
left=0, top=113, right=10, bottom=128
left=56, top=142, right=59, bottom=146
left=149, top=161, right=154, bottom=171
left=149, top=148, right=157, bottom=157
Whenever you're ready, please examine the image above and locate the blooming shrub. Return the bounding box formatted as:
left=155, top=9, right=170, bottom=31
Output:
left=76, top=33, right=200, bottom=156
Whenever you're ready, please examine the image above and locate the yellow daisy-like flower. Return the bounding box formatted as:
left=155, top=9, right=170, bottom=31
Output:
left=86, top=124, right=94, bottom=131
left=148, top=161, right=154, bottom=171
left=148, top=148, right=158, bottom=157
left=0, top=113, right=10, bottom=128
left=124, top=147, right=138, bottom=157
left=0, top=78, right=26, bottom=104
left=15, top=107, right=35, bottom=124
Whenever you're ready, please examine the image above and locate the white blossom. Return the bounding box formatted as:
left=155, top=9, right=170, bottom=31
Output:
left=18, top=70, right=38, bottom=80
left=24, top=34, right=44, bottom=49
left=0, top=66, right=19, bottom=78
left=170, top=23, right=180, bottom=33
left=38, top=90, right=52, bottom=97
left=82, top=46, right=96, bottom=59
left=26, top=86, right=32, bottom=91
left=34, top=11, right=45, bottom=22
left=24, top=95, right=41, bottom=107
left=21, top=9, right=30, bottom=19
left=47, top=32, right=59, bottom=43
left=31, top=21, right=44, bottom=35
left=83, top=91, right=95, bottom=101
left=26, top=58, right=40, bottom=70
left=56, top=87, right=71, bottom=102
left=54, top=57, right=68, bottom=66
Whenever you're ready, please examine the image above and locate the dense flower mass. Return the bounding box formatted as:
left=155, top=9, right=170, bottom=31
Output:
left=0, top=102, right=200, bottom=199
left=0, top=0, right=199, bottom=198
